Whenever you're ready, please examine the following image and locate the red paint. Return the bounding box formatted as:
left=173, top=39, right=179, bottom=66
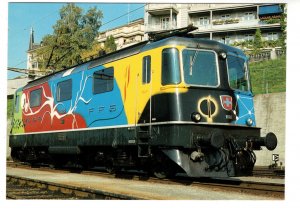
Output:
left=22, top=82, right=86, bottom=133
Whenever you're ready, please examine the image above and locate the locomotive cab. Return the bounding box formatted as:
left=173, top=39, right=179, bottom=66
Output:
left=141, top=36, right=278, bottom=177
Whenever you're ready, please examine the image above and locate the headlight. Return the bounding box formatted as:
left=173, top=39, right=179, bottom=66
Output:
left=191, top=112, right=201, bottom=122
left=219, top=52, right=227, bottom=59
left=246, top=118, right=253, bottom=126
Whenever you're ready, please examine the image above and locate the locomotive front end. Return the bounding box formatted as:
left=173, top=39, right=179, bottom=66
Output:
left=152, top=38, right=277, bottom=177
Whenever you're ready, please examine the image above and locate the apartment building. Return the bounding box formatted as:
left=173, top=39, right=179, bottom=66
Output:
left=144, top=3, right=284, bottom=45
left=97, top=18, right=145, bottom=50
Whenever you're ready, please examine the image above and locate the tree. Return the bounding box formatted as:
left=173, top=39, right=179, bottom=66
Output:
left=37, top=3, right=103, bottom=72
left=253, top=28, right=263, bottom=54
left=104, top=35, right=117, bottom=53
left=80, top=42, right=104, bottom=61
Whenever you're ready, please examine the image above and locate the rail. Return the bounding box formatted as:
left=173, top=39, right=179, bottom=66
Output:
left=7, top=161, right=284, bottom=199
left=7, top=174, right=141, bottom=200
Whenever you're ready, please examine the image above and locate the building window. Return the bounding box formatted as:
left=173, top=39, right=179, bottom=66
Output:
left=244, top=12, right=255, bottom=21
left=225, top=36, right=231, bottom=45
left=244, top=34, right=254, bottom=41
left=93, top=67, right=114, bottom=94
left=267, top=32, right=278, bottom=41
left=142, top=56, right=151, bottom=84
left=160, top=17, right=170, bottom=30
left=199, top=17, right=209, bottom=26
left=162, top=48, right=181, bottom=85
left=57, top=79, right=72, bottom=102
left=30, top=88, right=42, bottom=108
left=220, top=36, right=231, bottom=45
left=221, top=14, right=231, bottom=20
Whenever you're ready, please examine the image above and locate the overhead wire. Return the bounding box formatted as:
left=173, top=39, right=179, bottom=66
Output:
left=100, top=4, right=145, bottom=28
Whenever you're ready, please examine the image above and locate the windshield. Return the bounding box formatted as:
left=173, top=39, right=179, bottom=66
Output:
left=227, top=54, right=250, bottom=91
left=182, top=49, right=219, bottom=87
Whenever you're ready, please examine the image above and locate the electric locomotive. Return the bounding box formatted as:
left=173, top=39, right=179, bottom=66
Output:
left=9, top=26, right=277, bottom=178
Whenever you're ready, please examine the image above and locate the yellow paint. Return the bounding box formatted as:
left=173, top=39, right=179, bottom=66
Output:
left=104, top=44, right=189, bottom=124
left=197, top=95, right=219, bottom=123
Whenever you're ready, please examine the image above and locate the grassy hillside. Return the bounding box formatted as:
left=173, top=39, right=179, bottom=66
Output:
left=249, top=57, right=286, bottom=94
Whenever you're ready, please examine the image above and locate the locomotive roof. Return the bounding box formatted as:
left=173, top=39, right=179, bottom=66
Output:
left=142, top=36, right=245, bottom=56
left=23, top=36, right=245, bottom=89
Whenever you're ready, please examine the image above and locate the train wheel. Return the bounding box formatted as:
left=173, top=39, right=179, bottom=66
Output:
left=11, top=148, right=21, bottom=162
left=153, top=164, right=176, bottom=179
left=153, top=168, right=168, bottom=179
left=51, top=155, right=67, bottom=169
left=152, top=152, right=177, bottom=179
left=106, top=166, right=115, bottom=174
left=105, top=160, right=115, bottom=174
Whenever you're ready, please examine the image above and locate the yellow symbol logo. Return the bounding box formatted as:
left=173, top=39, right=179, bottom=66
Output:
left=197, top=95, right=218, bottom=123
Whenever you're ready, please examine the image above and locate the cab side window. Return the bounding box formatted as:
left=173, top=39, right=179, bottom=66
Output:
left=161, top=48, right=181, bottom=85
left=142, top=56, right=151, bottom=84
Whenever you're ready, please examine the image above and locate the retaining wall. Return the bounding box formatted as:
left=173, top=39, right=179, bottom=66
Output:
left=253, top=92, right=286, bottom=167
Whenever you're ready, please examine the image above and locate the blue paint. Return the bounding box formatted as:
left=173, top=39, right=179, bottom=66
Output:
left=49, top=64, right=128, bottom=128
left=234, top=92, right=256, bottom=126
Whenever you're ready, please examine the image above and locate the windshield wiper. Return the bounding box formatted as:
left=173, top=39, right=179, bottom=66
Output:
left=189, top=50, right=199, bottom=76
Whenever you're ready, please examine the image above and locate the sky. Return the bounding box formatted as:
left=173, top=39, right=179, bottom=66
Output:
left=7, top=2, right=145, bottom=79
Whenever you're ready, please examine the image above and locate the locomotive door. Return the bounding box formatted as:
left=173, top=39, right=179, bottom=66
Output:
left=136, top=55, right=153, bottom=157
left=141, top=55, right=152, bottom=124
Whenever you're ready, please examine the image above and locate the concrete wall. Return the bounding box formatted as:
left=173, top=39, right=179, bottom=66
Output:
left=253, top=92, right=285, bottom=167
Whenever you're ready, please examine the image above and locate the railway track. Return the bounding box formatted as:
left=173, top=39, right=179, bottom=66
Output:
left=7, top=176, right=83, bottom=199
left=6, top=175, right=140, bottom=199
left=252, top=166, right=285, bottom=178
left=6, top=161, right=284, bottom=199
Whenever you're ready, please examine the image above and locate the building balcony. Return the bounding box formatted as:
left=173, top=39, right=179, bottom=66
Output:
left=192, top=19, right=280, bottom=33
left=146, top=4, right=178, bottom=16
left=188, top=3, right=257, bottom=14
left=146, top=3, right=177, bottom=10
left=145, top=22, right=177, bottom=32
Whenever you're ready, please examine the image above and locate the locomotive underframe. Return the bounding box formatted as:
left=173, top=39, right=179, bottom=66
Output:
left=9, top=123, right=268, bottom=177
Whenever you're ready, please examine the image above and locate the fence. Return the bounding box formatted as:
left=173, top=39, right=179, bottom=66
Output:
left=247, top=48, right=285, bottom=62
